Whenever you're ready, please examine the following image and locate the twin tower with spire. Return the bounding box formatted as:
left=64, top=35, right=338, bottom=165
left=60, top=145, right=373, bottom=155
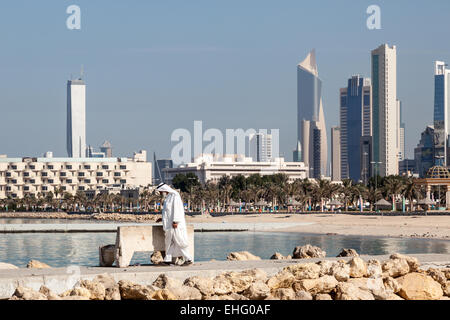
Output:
left=293, top=49, right=328, bottom=179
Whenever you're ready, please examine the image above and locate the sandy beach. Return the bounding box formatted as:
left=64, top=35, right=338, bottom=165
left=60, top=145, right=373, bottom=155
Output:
left=1, top=212, right=450, bottom=240
left=187, top=214, right=450, bottom=240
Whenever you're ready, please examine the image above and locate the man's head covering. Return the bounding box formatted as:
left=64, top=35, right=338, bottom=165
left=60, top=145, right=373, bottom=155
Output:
left=156, top=183, right=176, bottom=194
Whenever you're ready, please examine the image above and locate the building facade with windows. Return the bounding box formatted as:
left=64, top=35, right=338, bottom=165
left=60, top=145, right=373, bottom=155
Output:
left=371, top=44, right=399, bottom=176
left=339, top=75, right=372, bottom=182
left=163, top=154, right=308, bottom=185
left=0, top=150, right=151, bottom=199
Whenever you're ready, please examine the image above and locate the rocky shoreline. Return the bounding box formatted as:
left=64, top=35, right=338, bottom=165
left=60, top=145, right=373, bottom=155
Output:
left=3, top=247, right=450, bottom=300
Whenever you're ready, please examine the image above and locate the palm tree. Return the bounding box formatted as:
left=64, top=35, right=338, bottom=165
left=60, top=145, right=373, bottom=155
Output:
left=383, top=176, right=405, bottom=211
left=403, top=177, right=420, bottom=212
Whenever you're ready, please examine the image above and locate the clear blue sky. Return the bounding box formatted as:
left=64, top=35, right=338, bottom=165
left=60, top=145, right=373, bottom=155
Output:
left=1, top=0, right=449, bottom=162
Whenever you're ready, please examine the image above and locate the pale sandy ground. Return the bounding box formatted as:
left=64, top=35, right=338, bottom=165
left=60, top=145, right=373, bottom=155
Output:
left=187, top=214, right=450, bottom=240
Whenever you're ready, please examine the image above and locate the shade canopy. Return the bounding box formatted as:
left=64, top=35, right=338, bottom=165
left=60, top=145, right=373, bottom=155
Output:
left=375, top=199, right=391, bottom=206
left=417, top=198, right=435, bottom=205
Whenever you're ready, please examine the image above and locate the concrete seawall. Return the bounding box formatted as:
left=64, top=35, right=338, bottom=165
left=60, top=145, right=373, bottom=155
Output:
left=1, top=254, right=449, bottom=300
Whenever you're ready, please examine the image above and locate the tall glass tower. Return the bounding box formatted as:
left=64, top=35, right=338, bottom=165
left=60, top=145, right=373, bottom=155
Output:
left=339, top=75, right=372, bottom=182
left=297, top=49, right=327, bottom=178
left=434, top=61, right=450, bottom=166
left=67, top=78, right=86, bottom=158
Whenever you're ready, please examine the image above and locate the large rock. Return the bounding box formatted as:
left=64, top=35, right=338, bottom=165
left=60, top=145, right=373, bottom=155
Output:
left=366, top=259, right=383, bottom=278
left=295, top=291, right=313, bottom=300
left=334, top=282, right=375, bottom=300
left=314, top=293, right=333, bottom=300
left=170, top=286, right=202, bottom=300
left=441, top=268, right=450, bottom=280
left=382, top=256, right=411, bottom=277
left=26, top=260, right=51, bottom=269
left=336, top=249, right=359, bottom=257
left=317, top=260, right=338, bottom=277
left=293, top=275, right=338, bottom=295
left=151, top=289, right=177, bottom=300
left=214, top=271, right=254, bottom=293
left=212, top=276, right=234, bottom=295
left=426, top=268, right=447, bottom=286
left=266, top=271, right=296, bottom=290
left=39, top=286, right=62, bottom=300
left=269, top=288, right=296, bottom=300
left=442, top=282, right=450, bottom=297
left=184, top=276, right=215, bottom=297
left=0, top=262, right=18, bottom=270
left=61, top=287, right=92, bottom=299
left=390, top=253, right=419, bottom=272
left=153, top=274, right=183, bottom=290
left=270, top=252, right=291, bottom=260
left=383, top=276, right=401, bottom=293
left=348, top=257, right=368, bottom=278
left=240, top=269, right=267, bottom=282
left=283, top=263, right=321, bottom=280
left=12, top=286, right=47, bottom=300
left=227, top=251, right=261, bottom=261
left=397, top=273, right=443, bottom=300
left=330, top=260, right=351, bottom=282
left=243, top=281, right=270, bottom=300
left=93, top=274, right=120, bottom=300
left=292, top=244, right=326, bottom=259
left=118, top=280, right=155, bottom=300
left=151, top=251, right=165, bottom=265
left=79, top=279, right=106, bottom=300
left=348, top=277, right=391, bottom=300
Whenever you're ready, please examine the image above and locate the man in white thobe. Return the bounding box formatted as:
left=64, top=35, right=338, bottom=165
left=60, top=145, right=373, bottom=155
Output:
left=156, top=183, right=193, bottom=266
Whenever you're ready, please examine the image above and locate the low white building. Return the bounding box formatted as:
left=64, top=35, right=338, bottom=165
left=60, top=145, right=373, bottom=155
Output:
left=163, top=154, right=308, bottom=184
left=0, top=150, right=152, bottom=199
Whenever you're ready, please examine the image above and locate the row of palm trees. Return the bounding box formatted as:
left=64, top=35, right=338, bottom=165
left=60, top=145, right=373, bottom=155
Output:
left=174, top=174, right=430, bottom=213
left=0, top=173, right=441, bottom=213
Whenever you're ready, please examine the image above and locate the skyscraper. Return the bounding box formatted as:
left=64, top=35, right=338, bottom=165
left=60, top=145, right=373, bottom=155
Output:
left=292, top=141, right=302, bottom=163
left=297, top=49, right=327, bottom=178
left=100, top=140, right=113, bottom=158
left=67, top=78, right=86, bottom=158
left=339, top=75, right=372, bottom=182
left=398, top=100, right=405, bottom=161
left=331, top=126, right=341, bottom=181
left=433, top=61, right=450, bottom=166
left=249, top=132, right=273, bottom=162
left=371, top=44, right=399, bottom=176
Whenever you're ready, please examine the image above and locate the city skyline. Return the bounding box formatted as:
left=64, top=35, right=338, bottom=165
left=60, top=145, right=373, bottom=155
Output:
left=1, top=1, right=450, bottom=164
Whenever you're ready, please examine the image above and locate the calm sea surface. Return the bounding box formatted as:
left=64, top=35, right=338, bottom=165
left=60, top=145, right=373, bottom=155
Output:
left=1, top=229, right=449, bottom=268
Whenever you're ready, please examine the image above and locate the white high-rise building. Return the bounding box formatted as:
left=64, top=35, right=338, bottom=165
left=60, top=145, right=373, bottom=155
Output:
left=371, top=44, right=398, bottom=176
left=67, top=78, right=86, bottom=158
left=249, top=133, right=272, bottom=162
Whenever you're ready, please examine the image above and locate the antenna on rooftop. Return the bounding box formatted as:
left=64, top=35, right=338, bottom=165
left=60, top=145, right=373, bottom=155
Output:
left=80, top=65, right=84, bottom=80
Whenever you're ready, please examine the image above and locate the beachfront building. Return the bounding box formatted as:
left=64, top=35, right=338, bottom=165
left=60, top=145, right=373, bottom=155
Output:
left=0, top=150, right=151, bottom=199
left=67, top=78, right=87, bottom=158
left=371, top=44, right=399, bottom=177
left=296, top=49, right=328, bottom=178
left=163, top=154, right=308, bottom=185
left=339, top=75, right=372, bottom=182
